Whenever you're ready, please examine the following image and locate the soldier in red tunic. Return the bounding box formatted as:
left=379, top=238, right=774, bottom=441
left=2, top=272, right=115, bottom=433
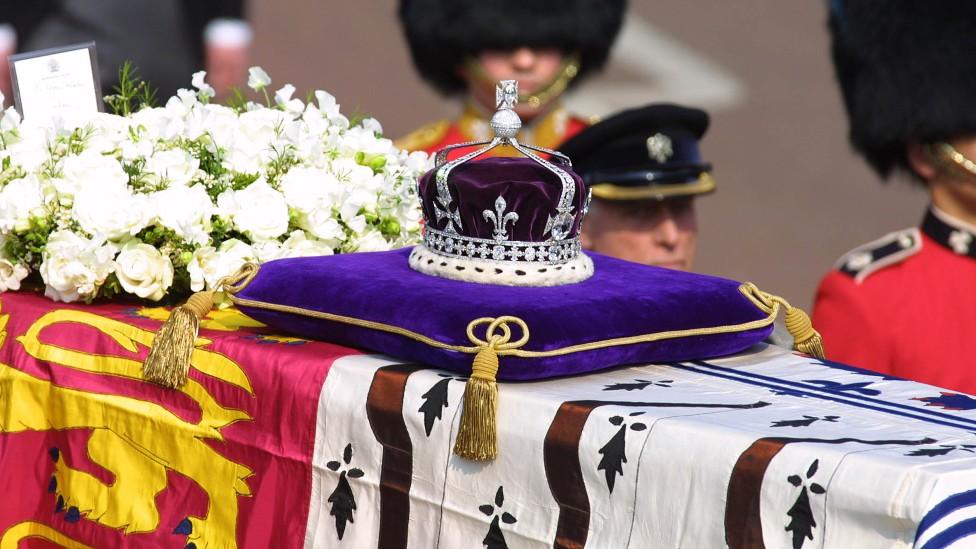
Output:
left=813, top=1, right=976, bottom=392
left=395, top=0, right=626, bottom=157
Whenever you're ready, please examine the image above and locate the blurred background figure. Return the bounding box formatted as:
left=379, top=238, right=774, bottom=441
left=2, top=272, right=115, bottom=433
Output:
left=559, top=104, right=714, bottom=270
left=812, top=0, right=976, bottom=391
left=395, top=0, right=626, bottom=156
left=0, top=0, right=251, bottom=104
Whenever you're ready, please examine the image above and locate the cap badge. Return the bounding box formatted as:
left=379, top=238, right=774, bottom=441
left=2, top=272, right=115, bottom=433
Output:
left=646, top=133, right=673, bottom=163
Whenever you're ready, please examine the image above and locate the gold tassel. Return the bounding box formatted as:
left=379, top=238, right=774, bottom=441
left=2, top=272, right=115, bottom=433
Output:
left=142, top=290, right=214, bottom=388
left=784, top=306, right=826, bottom=360
left=453, top=346, right=500, bottom=461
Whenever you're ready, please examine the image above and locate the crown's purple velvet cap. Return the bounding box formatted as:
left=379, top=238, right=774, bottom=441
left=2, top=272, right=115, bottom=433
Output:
left=419, top=157, right=587, bottom=242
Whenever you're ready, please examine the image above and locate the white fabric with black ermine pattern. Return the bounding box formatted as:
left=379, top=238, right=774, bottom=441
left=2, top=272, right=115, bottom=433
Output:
left=304, top=345, right=976, bottom=548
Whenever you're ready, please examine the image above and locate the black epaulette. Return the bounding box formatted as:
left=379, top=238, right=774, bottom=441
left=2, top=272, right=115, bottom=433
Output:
left=834, top=228, right=921, bottom=283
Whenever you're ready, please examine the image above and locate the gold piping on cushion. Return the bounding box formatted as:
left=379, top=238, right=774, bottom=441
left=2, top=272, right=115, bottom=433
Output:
left=223, top=263, right=779, bottom=359
left=590, top=172, right=716, bottom=201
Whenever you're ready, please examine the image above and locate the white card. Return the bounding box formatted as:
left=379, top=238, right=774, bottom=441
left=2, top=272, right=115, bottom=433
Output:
left=9, top=42, right=102, bottom=121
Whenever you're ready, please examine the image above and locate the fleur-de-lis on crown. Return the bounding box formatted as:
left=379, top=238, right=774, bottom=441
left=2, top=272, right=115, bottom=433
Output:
left=483, top=196, right=519, bottom=241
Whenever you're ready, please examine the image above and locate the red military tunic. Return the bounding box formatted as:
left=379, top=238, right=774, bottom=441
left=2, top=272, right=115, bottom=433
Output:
left=395, top=102, right=591, bottom=159
left=813, top=207, right=976, bottom=393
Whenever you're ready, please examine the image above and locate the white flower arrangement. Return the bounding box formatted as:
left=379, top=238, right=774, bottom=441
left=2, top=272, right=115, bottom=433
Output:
left=0, top=68, right=430, bottom=303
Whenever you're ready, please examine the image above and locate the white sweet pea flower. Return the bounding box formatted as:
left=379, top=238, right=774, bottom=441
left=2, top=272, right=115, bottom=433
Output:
left=279, top=166, right=341, bottom=210
left=0, top=258, right=29, bottom=292
left=191, top=70, right=216, bottom=101
left=73, top=186, right=153, bottom=240
left=0, top=106, right=20, bottom=132
left=344, top=213, right=368, bottom=235
left=247, top=66, right=271, bottom=90
left=114, top=239, right=174, bottom=301
left=129, top=106, right=183, bottom=142
left=275, top=83, right=295, bottom=104
left=150, top=184, right=214, bottom=245
left=216, top=179, right=288, bottom=241
left=39, top=230, right=117, bottom=303
left=360, top=117, right=383, bottom=136
left=278, top=230, right=334, bottom=258
left=0, top=175, right=45, bottom=232
left=187, top=239, right=256, bottom=292
left=405, top=150, right=433, bottom=174
left=352, top=228, right=391, bottom=252
left=297, top=207, right=344, bottom=245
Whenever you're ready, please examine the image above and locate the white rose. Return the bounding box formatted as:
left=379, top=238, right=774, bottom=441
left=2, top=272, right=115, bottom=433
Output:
left=278, top=230, right=334, bottom=258
left=0, top=258, right=28, bottom=292
left=144, top=148, right=200, bottom=187
left=58, top=150, right=128, bottom=204
left=217, top=179, right=288, bottom=241
left=0, top=175, right=45, bottom=232
left=73, top=186, right=153, bottom=240
left=39, top=230, right=117, bottom=303
left=187, top=239, right=256, bottom=292
left=114, top=240, right=174, bottom=301
left=150, top=184, right=214, bottom=245
left=352, top=228, right=391, bottom=252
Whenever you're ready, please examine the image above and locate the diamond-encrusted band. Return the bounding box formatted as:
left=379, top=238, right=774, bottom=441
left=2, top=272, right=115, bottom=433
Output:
left=423, top=226, right=582, bottom=265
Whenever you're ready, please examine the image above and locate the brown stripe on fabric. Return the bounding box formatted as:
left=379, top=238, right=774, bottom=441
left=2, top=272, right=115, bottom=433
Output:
left=725, top=437, right=788, bottom=549
left=366, top=363, right=423, bottom=549
left=545, top=399, right=771, bottom=549
left=725, top=436, right=935, bottom=549
left=545, top=401, right=599, bottom=549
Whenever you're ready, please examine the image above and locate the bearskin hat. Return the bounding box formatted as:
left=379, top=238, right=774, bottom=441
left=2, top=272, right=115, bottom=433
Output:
left=829, top=0, right=976, bottom=180
left=399, top=0, right=626, bottom=95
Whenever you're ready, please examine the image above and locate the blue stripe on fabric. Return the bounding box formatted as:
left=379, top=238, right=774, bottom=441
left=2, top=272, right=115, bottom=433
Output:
left=920, top=516, right=976, bottom=549
left=674, top=363, right=976, bottom=432
left=916, top=490, right=976, bottom=542
left=689, top=361, right=976, bottom=430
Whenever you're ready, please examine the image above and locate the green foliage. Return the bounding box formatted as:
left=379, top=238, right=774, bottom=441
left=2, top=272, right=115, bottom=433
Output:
left=267, top=144, right=299, bottom=187
left=104, top=61, right=158, bottom=116
left=4, top=216, right=54, bottom=265
left=226, top=87, right=249, bottom=113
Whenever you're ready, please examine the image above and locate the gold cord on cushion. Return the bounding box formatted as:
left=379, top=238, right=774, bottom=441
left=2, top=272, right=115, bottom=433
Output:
left=142, top=263, right=261, bottom=388
left=739, top=282, right=826, bottom=359
left=454, top=316, right=529, bottom=461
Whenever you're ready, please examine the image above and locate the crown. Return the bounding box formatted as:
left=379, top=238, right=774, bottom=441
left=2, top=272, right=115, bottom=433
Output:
left=409, top=80, right=593, bottom=286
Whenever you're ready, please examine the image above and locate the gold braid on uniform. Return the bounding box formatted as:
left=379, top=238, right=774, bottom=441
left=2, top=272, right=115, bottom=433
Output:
left=926, top=142, right=976, bottom=178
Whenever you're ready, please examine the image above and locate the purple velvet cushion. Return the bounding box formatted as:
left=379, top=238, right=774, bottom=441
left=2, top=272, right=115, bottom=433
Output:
left=234, top=248, right=773, bottom=380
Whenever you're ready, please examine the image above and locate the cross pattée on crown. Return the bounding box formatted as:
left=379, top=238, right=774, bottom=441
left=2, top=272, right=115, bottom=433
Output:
left=496, top=80, right=518, bottom=110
